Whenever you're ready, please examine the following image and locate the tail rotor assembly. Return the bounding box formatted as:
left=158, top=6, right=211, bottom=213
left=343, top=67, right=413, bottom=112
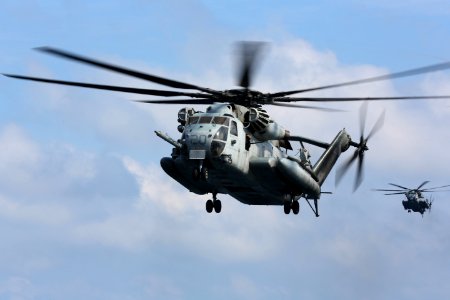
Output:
left=335, top=102, right=386, bottom=191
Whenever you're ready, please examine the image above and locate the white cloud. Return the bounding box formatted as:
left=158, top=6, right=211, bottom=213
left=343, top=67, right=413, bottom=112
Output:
left=0, top=124, right=98, bottom=198
left=420, top=72, right=450, bottom=117
left=0, top=124, right=41, bottom=187
left=71, top=156, right=290, bottom=260
left=123, top=157, right=195, bottom=215
left=0, top=194, right=71, bottom=225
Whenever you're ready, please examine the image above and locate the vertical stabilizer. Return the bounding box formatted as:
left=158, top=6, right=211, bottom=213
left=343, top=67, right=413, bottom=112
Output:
left=313, top=130, right=351, bottom=186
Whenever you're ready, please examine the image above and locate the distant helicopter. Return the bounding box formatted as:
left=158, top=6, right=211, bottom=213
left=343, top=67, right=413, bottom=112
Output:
left=374, top=181, right=450, bottom=215
left=4, top=42, right=450, bottom=216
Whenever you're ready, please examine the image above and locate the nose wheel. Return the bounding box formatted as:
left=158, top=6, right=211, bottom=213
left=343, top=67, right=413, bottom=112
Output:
left=206, top=193, right=221, bottom=213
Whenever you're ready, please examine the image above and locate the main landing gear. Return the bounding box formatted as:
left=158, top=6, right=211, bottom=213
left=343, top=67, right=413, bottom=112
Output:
left=206, top=193, right=221, bottom=213
left=284, top=196, right=300, bottom=215
left=284, top=195, right=320, bottom=217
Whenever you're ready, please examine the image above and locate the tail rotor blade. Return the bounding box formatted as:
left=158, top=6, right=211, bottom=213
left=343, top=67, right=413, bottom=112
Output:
left=336, top=149, right=358, bottom=186
left=339, top=102, right=385, bottom=191
left=354, top=152, right=365, bottom=192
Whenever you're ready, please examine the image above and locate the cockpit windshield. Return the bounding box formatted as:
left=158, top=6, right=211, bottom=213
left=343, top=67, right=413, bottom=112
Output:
left=188, top=116, right=230, bottom=126
left=212, top=116, right=230, bottom=126
left=198, top=116, right=213, bottom=124
left=188, top=116, right=199, bottom=124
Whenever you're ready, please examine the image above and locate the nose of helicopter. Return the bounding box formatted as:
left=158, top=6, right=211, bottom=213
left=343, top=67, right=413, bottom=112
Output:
left=183, top=125, right=228, bottom=159
left=183, top=129, right=214, bottom=159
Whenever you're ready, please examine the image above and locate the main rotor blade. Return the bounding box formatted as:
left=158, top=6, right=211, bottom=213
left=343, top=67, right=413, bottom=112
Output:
left=359, top=101, right=368, bottom=138
left=272, top=95, right=450, bottom=102
left=385, top=192, right=407, bottom=195
left=236, top=41, right=266, bottom=89
left=134, top=98, right=215, bottom=104
left=421, top=190, right=450, bottom=193
left=421, top=184, right=450, bottom=191
left=36, top=47, right=220, bottom=95
left=373, top=189, right=406, bottom=192
left=270, top=102, right=344, bottom=112
left=366, top=109, right=386, bottom=140
left=335, top=149, right=358, bottom=186
left=416, top=180, right=430, bottom=190
left=269, top=61, right=450, bottom=97
left=3, top=74, right=209, bottom=97
left=389, top=183, right=410, bottom=189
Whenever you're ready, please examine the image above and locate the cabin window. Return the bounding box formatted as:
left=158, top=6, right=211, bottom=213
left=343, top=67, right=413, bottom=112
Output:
left=230, top=120, right=238, bottom=136
left=198, top=116, right=213, bottom=124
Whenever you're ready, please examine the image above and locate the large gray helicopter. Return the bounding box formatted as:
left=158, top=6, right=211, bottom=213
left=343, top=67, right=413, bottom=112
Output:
left=4, top=43, right=450, bottom=216
left=374, top=181, right=450, bottom=215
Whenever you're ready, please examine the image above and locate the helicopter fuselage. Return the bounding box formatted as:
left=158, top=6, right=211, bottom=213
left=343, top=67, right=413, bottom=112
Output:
left=402, top=191, right=430, bottom=214
left=159, top=104, right=350, bottom=208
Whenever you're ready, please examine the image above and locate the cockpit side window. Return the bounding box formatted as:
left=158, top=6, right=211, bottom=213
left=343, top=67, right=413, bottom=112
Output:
left=211, top=126, right=228, bottom=157
left=230, top=120, right=238, bottom=136
left=213, top=126, right=228, bottom=141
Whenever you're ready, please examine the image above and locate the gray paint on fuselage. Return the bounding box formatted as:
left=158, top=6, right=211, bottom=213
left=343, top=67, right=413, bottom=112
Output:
left=160, top=103, right=347, bottom=206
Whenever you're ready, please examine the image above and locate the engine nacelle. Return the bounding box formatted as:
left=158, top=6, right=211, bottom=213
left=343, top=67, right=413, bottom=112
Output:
left=177, top=107, right=196, bottom=125
left=243, top=107, right=288, bottom=140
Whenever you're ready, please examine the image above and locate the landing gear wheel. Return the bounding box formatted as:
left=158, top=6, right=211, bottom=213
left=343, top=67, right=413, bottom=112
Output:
left=193, top=167, right=200, bottom=181
left=283, top=201, right=291, bottom=214
left=292, top=201, right=300, bottom=215
left=213, top=200, right=222, bottom=213
left=206, top=199, right=214, bottom=213
left=201, top=167, right=208, bottom=181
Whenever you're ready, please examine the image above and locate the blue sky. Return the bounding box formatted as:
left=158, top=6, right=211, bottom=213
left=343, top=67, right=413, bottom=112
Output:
left=1, top=1, right=450, bottom=299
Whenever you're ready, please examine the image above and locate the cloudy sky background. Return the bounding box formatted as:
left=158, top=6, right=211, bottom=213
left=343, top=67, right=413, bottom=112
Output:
left=1, top=1, right=450, bottom=299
